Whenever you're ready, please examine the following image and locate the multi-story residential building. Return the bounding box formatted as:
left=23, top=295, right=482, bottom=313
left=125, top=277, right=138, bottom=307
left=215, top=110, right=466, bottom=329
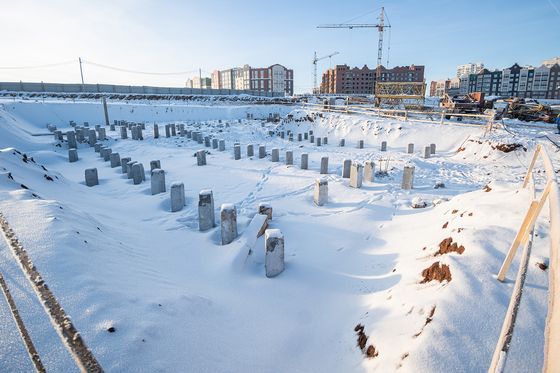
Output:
left=543, top=57, right=560, bottom=68
left=213, top=64, right=293, bottom=95
left=320, top=64, right=424, bottom=94
left=458, top=74, right=470, bottom=94
left=457, top=62, right=484, bottom=78
left=186, top=76, right=212, bottom=89
left=211, top=70, right=221, bottom=89
left=458, top=62, right=560, bottom=99
left=429, top=77, right=460, bottom=97
left=468, top=68, right=502, bottom=96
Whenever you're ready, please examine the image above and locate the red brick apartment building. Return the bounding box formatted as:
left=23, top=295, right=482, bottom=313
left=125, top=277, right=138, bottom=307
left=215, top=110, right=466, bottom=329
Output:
left=320, top=64, right=425, bottom=94
left=212, top=64, right=294, bottom=95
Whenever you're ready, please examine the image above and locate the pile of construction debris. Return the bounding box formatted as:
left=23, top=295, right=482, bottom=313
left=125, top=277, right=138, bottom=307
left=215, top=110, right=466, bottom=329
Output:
left=500, top=98, right=560, bottom=123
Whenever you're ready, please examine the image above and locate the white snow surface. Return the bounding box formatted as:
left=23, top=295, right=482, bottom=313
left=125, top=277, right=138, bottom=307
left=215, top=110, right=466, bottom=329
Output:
left=0, top=98, right=558, bottom=372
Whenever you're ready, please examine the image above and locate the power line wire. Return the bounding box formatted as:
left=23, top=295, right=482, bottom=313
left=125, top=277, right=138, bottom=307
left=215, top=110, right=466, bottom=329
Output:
left=0, top=60, right=76, bottom=70
left=81, top=59, right=199, bottom=76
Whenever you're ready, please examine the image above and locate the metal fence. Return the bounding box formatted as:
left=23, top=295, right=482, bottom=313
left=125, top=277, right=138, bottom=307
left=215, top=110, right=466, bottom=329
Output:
left=0, top=82, right=285, bottom=97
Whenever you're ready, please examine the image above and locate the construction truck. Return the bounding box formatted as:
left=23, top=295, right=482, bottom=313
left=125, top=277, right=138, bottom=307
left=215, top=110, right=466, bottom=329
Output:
left=440, top=92, right=489, bottom=118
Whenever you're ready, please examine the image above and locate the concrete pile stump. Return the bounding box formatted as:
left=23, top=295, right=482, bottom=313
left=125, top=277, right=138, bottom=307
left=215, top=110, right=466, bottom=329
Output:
left=304, top=133, right=308, bottom=140
left=218, top=140, right=225, bottom=151
left=316, top=137, right=322, bottom=147
left=339, top=139, right=345, bottom=147
left=76, top=129, right=85, bottom=143
left=88, top=129, right=97, bottom=146
left=150, top=160, right=161, bottom=171
left=364, top=160, right=375, bottom=182
left=198, top=190, right=215, bottom=231
left=430, top=143, right=436, bottom=154
left=154, top=124, right=159, bottom=139
left=85, top=168, right=98, bottom=187
left=204, top=136, right=211, bottom=147
left=171, top=124, right=176, bottom=137
left=131, top=126, right=138, bottom=140
left=271, top=148, right=279, bottom=162
left=424, top=146, right=431, bottom=159
left=197, top=134, right=203, bottom=144
left=247, top=144, right=254, bottom=157
left=151, top=169, right=166, bottom=195
left=165, top=124, right=171, bottom=138
left=323, top=137, right=328, bottom=145
left=110, top=124, right=115, bottom=131
left=301, top=153, right=309, bottom=169
left=127, top=161, right=137, bottom=179
left=288, top=134, right=293, bottom=142
left=170, top=182, right=185, bottom=212
left=68, top=149, right=78, bottom=163
left=407, top=143, right=414, bottom=154
left=234, top=144, right=241, bottom=160
left=320, top=156, right=329, bottom=174
left=120, top=126, right=128, bottom=139
left=137, top=126, right=143, bottom=140
left=67, top=131, right=77, bottom=149
left=357, top=140, right=364, bottom=149
left=98, top=128, right=106, bottom=141
left=109, top=153, right=120, bottom=168
left=265, top=229, right=285, bottom=278
left=197, top=150, right=207, bottom=166
left=310, top=135, right=314, bottom=144
left=102, top=148, right=112, bottom=162
left=280, top=131, right=285, bottom=139
left=132, top=163, right=143, bottom=185
left=349, top=162, right=364, bottom=188
left=220, top=204, right=238, bottom=245
left=402, top=165, right=415, bottom=190
left=285, top=150, right=293, bottom=165
left=54, top=130, right=63, bottom=142
left=259, top=145, right=266, bottom=159
left=381, top=141, right=387, bottom=151
left=212, top=138, right=218, bottom=149
left=314, top=177, right=328, bottom=206
left=342, top=159, right=351, bottom=178
left=120, top=157, right=131, bottom=173
left=298, top=134, right=302, bottom=141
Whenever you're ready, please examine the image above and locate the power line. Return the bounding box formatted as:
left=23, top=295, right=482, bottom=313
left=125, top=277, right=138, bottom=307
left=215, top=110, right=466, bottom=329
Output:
left=0, top=60, right=76, bottom=70
left=81, top=59, right=199, bottom=76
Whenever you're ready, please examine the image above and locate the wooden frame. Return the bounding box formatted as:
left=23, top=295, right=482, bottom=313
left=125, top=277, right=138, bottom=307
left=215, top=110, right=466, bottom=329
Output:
left=491, top=144, right=560, bottom=373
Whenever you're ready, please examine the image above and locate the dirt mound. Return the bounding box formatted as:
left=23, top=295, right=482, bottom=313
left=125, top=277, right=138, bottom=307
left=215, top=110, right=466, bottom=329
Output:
left=494, top=143, right=526, bottom=153
left=421, top=262, right=451, bottom=283
left=436, top=237, right=465, bottom=256
left=354, top=324, right=379, bottom=359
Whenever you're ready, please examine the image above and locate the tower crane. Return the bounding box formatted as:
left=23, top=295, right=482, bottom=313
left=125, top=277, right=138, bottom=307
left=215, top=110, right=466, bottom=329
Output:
left=313, top=51, right=340, bottom=93
left=317, top=7, right=390, bottom=93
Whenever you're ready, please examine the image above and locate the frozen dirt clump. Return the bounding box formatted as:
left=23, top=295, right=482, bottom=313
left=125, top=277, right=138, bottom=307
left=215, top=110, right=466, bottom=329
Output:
left=354, top=324, right=379, bottom=359
left=493, top=143, right=526, bottom=153
left=436, top=237, right=465, bottom=256
left=421, top=262, right=452, bottom=283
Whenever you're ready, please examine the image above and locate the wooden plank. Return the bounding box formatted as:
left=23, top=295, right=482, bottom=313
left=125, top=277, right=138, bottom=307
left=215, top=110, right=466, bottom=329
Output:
left=498, top=182, right=552, bottom=281
left=544, top=181, right=560, bottom=373
left=522, top=145, right=541, bottom=188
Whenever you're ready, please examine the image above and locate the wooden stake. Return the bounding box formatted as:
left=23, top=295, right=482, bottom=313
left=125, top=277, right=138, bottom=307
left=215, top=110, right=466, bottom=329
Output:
left=498, top=182, right=552, bottom=281
left=522, top=144, right=541, bottom=189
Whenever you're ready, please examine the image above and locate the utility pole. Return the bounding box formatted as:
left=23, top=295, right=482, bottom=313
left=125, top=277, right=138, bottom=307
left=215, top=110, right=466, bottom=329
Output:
left=199, top=68, right=202, bottom=87
left=78, top=57, right=84, bottom=85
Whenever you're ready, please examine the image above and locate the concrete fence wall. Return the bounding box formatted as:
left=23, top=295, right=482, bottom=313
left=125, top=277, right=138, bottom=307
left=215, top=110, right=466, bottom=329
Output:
left=0, top=82, right=285, bottom=97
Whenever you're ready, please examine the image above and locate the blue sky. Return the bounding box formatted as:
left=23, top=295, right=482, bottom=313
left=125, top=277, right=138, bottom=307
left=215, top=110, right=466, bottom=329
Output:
left=1, top=0, right=559, bottom=93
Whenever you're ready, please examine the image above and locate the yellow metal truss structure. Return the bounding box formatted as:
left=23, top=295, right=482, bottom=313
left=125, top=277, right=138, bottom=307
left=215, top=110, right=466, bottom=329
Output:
left=374, top=81, right=426, bottom=108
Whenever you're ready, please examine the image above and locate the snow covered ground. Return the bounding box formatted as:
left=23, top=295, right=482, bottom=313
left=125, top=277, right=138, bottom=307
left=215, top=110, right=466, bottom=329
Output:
left=0, top=98, right=558, bottom=372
